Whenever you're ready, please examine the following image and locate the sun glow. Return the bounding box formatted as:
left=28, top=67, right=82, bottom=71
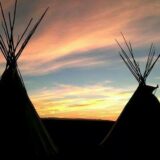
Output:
left=30, top=83, right=133, bottom=121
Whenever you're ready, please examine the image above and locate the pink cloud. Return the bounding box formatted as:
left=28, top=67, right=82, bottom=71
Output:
left=1, top=0, right=160, bottom=76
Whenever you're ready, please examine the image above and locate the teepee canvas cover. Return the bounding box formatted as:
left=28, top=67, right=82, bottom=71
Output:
left=100, top=36, right=160, bottom=159
left=0, top=1, right=57, bottom=159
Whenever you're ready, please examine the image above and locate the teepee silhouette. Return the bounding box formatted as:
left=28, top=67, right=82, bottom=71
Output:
left=0, top=0, right=57, bottom=159
left=100, top=35, right=160, bottom=159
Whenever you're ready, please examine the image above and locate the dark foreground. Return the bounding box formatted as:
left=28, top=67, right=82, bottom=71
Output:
left=42, top=118, right=114, bottom=159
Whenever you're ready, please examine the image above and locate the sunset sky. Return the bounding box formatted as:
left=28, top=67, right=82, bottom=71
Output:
left=0, top=0, right=160, bottom=120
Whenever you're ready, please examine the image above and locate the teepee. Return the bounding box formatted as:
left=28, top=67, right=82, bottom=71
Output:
left=100, top=35, right=160, bottom=159
left=0, top=1, right=57, bottom=159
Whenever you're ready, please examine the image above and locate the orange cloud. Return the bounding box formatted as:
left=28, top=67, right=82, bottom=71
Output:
left=1, top=0, right=160, bottom=75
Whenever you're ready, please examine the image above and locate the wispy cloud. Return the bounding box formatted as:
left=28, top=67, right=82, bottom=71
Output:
left=19, top=55, right=109, bottom=75
left=30, top=82, right=134, bottom=120
left=1, top=0, right=160, bottom=76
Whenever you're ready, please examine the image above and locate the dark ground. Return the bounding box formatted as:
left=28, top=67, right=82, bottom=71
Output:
left=42, top=118, right=114, bottom=159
